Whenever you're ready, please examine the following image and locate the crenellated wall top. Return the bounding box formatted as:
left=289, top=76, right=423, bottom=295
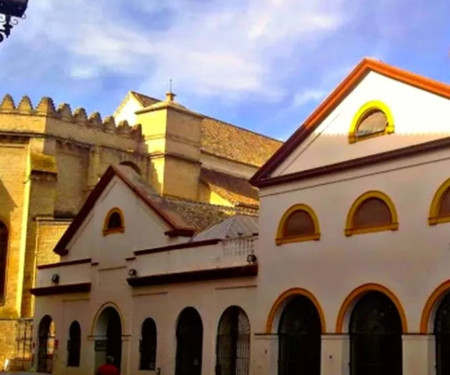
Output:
left=0, top=94, right=144, bottom=142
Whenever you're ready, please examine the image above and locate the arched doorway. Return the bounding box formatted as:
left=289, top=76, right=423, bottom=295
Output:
left=435, top=292, right=450, bottom=374
left=278, top=296, right=321, bottom=375
left=67, top=321, right=81, bottom=367
left=94, top=307, right=122, bottom=370
left=37, top=315, right=55, bottom=373
left=175, top=307, right=203, bottom=375
left=350, top=291, right=402, bottom=375
left=216, top=306, right=250, bottom=375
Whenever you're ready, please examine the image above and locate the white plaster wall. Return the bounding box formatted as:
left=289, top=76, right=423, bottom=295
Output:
left=259, top=149, right=450, bottom=335
left=132, top=237, right=256, bottom=276
left=274, top=71, right=450, bottom=176
left=35, top=276, right=258, bottom=375
left=63, top=176, right=186, bottom=264
left=36, top=262, right=91, bottom=288
left=114, top=97, right=142, bottom=125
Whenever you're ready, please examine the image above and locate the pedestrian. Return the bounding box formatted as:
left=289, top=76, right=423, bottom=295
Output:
left=97, top=355, right=120, bottom=375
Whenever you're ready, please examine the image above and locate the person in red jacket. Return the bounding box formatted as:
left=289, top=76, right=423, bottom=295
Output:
left=97, top=355, right=120, bottom=375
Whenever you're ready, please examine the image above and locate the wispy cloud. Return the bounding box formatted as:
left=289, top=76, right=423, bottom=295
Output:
left=293, top=89, right=328, bottom=107
left=5, top=0, right=349, bottom=100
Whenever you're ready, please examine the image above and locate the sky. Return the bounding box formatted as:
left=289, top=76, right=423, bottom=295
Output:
left=0, top=0, right=449, bottom=141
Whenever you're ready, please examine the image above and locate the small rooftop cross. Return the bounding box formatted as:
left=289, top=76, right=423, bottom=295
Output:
left=165, top=78, right=176, bottom=102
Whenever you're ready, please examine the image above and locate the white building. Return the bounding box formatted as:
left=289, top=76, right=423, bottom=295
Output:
left=33, top=58, right=450, bottom=375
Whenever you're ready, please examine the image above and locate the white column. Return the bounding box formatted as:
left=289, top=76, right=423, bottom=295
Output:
left=252, top=334, right=278, bottom=375
left=321, top=334, right=350, bottom=375
left=402, top=334, right=434, bottom=375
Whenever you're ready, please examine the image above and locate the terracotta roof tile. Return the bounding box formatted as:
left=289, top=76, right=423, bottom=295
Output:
left=200, top=168, right=259, bottom=206
left=201, top=117, right=282, bottom=167
left=130, top=91, right=160, bottom=107
left=163, top=196, right=258, bottom=233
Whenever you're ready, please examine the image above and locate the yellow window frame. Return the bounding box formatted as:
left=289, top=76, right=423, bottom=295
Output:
left=103, top=207, right=125, bottom=236
left=349, top=100, right=395, bottom=144
left=276, top=204, right=321, bottom=245
left=345, top=190, right=399, bottom=236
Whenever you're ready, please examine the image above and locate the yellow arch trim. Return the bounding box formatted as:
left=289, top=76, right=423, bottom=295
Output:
left=420, top=280, right=450, bottom=333
left=335, top=283, right=408, bottom=333
left=428, top=178, right=450, bottom=225
left=348, top=100, right=395, bottom=144
left=103, top=207, right=125, bottom=236
left=345, top=190, right=399, bottom=237
left=90, top=301, right=125, bottom=336
left=276, top=204, right=321, bottom=245
left=265, top=288, right=326, bottom=333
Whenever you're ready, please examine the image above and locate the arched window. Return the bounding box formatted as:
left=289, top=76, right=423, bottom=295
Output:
left=278, top=296, right=321, bottom=375
left=349, top=101, right=394, bottom=143
left=38, top=316, right=56, bottom=373
left=345, top=191, right=398, bottom=236
left=175, top=307, right=203, bottom=375
left=434, top=292, right=450, bottom=375
left=429, top=178, right=450, bottom=225
left=276, top=204, right=320, bottom=245
left=103, top=208, right=125, bottom=235
left=140, top=318, right=157, bottom=370
left=67, top=321, right=81, bottom=367
left=350, top=291, right=402, bottom=375
left=216, top=306, right=250, bottom=375
left=0, top=222, right=8, bottom=303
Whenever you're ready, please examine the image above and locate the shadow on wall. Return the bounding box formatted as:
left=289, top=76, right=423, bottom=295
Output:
left=0, top=178, right=16, bottom=311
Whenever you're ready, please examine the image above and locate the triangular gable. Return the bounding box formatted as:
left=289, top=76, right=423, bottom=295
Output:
left=54, top=165, right=195, bottom=255
left=251, top=58, right=450, bottom=187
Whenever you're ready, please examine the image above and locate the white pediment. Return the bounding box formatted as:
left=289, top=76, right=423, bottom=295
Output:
left=65, top=176, right=177, bottom=262
left=273, top=71, right=450, bottom=177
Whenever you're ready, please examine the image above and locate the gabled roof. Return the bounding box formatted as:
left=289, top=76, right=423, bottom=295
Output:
left=130, top=91, right=160, bottom=107
left=192, top=214, right=258, bottom=242
left=54, top=165, right=196, bottom=255
left=251, top=58, right=450, bottom=186
left=117, top=90, right=282, bottom=168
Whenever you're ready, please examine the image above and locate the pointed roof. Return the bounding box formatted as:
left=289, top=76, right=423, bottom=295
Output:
left=54, top=165, right=196, bottom=255
left=251, top=58, right=450, bottom=186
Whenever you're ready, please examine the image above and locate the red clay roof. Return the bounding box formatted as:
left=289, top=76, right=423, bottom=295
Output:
left=54, top=165, right=196, bottom=255
left=251, top=58, right=450, bottom=186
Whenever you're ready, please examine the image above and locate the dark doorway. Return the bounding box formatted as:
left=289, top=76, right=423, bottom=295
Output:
left=175, top=307, right=203, bottom=375
left=67, top=321, right=81, bottom=367
left=216, top=306, right=250, bottom=375
left=37, top=315, right=55, bottom=373
left=95, top=307, right=122, bottom=370
left=435, top=292, right=450, bottom=374
left=350, top=291, right=402, bottom=375
left=140, top=318, right=157, bottom=370
left=278, top=296, right=321, bottom=375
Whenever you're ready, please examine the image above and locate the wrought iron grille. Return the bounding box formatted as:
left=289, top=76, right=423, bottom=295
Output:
left=216, top=306, right=250, bottom=375
left=277, top=296, right=321, bottom=375
left=350, top=292, right=402, bottom=375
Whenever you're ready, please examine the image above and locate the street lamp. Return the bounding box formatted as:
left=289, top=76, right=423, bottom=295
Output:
left=0, top=0, right=28, bottom=43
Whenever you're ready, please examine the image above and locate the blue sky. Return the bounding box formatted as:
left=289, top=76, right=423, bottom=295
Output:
left=0, top=0, right=449, bottom=140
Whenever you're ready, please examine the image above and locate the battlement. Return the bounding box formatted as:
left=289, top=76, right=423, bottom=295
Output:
left=0, top=94, right=144, bottom=142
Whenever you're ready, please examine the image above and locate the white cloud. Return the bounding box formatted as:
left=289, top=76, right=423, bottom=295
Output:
left=7, top=0, right=350, bottom=100
left=293, top=89, right=328, bottom=107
